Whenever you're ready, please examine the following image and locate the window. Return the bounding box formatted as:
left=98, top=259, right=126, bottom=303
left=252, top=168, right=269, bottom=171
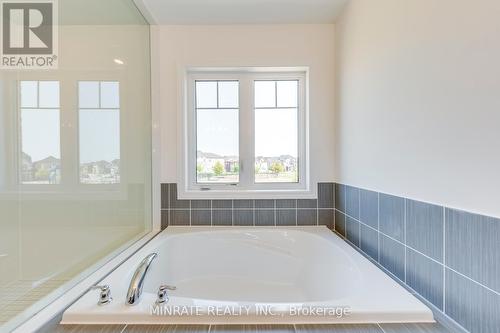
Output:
left=184, top=68, right=309, bottom=197
left=20, top=81, right=61, bottom=184
left=78, top=81, right=121, bottom=184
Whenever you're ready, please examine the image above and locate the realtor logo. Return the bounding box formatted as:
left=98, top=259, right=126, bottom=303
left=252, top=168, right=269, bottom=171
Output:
left=1, top=0, right=58, bottom=69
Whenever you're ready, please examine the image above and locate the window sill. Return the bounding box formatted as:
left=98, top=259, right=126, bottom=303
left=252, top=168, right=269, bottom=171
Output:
left=177, top=188, right=317, bottom=200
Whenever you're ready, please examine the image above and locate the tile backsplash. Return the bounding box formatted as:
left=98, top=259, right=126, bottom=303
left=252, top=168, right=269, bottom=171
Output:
left=334, top=183, right=500, bottom=333
left=160, top=183, right=335, bottom=229
left=160, top=181, right=499, bottom=333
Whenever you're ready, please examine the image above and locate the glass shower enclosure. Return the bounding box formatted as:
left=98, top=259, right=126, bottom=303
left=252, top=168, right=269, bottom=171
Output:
left=0, top=0, right=152, bottom=331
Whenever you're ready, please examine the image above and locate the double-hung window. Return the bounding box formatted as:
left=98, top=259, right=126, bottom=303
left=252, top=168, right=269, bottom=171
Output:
left=182, top=68, right=310, bottom=198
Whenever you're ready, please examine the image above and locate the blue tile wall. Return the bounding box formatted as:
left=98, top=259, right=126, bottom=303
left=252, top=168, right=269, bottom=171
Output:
left=161, top=183, right=334, bottom=228
left=333, top=182, right=500, bottom=333
left=379, top=193, right=405, bottom=242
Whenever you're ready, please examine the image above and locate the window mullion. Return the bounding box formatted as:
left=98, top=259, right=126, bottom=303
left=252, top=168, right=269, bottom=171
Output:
left=238, top=76, right=254, bottom=189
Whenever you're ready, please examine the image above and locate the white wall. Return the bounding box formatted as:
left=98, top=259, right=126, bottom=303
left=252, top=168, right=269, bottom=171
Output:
left=153, top=24, right=336, bottom=185
left=335, top=0, right=500, bottom=218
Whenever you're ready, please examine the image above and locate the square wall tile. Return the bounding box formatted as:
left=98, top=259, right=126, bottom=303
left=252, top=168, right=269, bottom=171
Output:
left=276, top=199, right=296, bottom=209
left=255, top=210, right=275, bottom=226
left=161, top=210, right=169, bottom=229
left=191, top=200, right=211, bottom=209
left=212, top=210, right=232, bottom=226
left=169, top=184, right=190, bottom=209
left=297, top=209, right=317, bottom=225
left=277, top=210, right=296, bottom=226
left=298, top=199, right=317, bottom=209
left=170, top=210, right=190, bottom=226
left=212, top=200, right=232, bottom=209
left=360, top=189, right=378, bottom=229
left=234, top=210, right=253, bottom=226
left=255, top=200, right=275, bottom=209
left=360, top=224, right=378, bottom=260
left=191, top=210, right=211, bottom=226
left=406, top=199, right=444, bottom=262
left=379, top=193, right=405, bottom=242
left=335, top=210, right=346, bottom=237
left=379, top=234, right=405, bottom=282
left=445, top=268, right=500, bottom=333
left=335, top=183, right=346, bottom=212
left=161, top=184, right=169, bottom=209
left=318, top=183, right=334, bottom=208
left=346, top=186, right=360, bottom=219
left=319, top=209, right=334, bottom=229
left=445, top=208, right=500, bottom=292
left=346, top=217, right=360, bottom=247
left=406, top=248, right=443, bottom=310
left=233, top=200, right=253, bottom=209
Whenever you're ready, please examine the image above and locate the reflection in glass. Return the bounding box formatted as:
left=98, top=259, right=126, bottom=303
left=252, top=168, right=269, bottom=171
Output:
left=254, top=80, right=299, bottom=183
left=78, top=81, right=120, bottom=184
left=20, top=81, right=61, bottom=184
left=195, top=81, right=239, bottom=183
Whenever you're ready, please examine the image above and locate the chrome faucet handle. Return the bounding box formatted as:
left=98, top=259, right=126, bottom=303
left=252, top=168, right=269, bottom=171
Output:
left=91, top=284, right=113, bottom=305
left=156, top=285, right=177, bottom=304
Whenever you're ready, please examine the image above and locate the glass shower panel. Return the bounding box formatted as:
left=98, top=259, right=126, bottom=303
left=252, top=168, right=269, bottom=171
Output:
left=0, top=1, right=152, bottom=331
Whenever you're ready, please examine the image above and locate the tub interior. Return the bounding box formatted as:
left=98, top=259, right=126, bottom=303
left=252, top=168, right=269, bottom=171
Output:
left=141, top=229, right=362, bottom=303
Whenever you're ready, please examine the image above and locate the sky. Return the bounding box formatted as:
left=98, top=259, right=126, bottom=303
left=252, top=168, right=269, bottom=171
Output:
left=196, top=80, right=299, bottom=158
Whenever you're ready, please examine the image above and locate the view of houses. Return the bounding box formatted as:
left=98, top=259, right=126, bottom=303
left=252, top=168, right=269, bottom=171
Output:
left=21, top=152, right=120, bottom=184
left=197, top=151, right=298, bottom=183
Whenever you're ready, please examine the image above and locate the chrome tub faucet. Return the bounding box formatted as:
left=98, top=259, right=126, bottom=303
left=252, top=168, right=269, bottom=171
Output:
left=126, top=253, right=158, bottom=305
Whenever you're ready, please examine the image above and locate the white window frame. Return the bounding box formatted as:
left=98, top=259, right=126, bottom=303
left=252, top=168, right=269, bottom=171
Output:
left=178, top=67, right=312, bottom=199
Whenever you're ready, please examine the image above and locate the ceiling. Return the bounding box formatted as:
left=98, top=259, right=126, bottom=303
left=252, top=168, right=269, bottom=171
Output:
left=134, top=0, right=349, bottom=25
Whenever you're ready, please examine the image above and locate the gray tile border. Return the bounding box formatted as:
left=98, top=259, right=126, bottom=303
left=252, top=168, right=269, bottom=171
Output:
left=255, top=210, right=275, bottom=226
left=297, top=209, right=317, bottom=225
left=255, top=199, right=275, bottom=209
left=191, top=210, right=211, bottom=226
left=212, top=200, right=232, bottom=209
left=161, top=210, right=169, bottom=229
left=445, top=208, right=500, bottom=293
left=169, top=210, right=190, bottom=226
left=406, top=248, right=444, bottom=310
left=297, top=199, right=317, bottom=209
left=379, top=193, right=405, bottom=242
left=360, top=223, right=378, bottom=261
left=334, top=210, right=346, bottom=237
left=406, top=199, right=444, bottom=262
left=161, top=184, right=169, bottom=209
left=169, top=183, right=190, bottom=209
left=233, top=210, right=253, bottom=226
left=318, top=183, right=334, bottom=208
left=318, top=209, right=334, bottom=228
left=276, top=199, right=297, bottom=209
left=191, top=200, right=211, bottom=209
left=379, top=233, right=405, bottom=282
left=276, top=209, right=296, bottom=226
left=233, top=200, right=254, bottom=209
left=335, top=183, right=346, bottom=212
left=445, top=268, right=500, bottom=333
left=360, top=189, right=378, bottom=229
left=212, top=210, right=232, bottom=226
left=345, top=186, right=360, bottom=219
left=346, top=216, right=360, bottom=247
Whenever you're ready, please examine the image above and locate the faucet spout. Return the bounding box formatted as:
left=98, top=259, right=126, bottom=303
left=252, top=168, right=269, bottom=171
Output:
left=126, top=253, right=157, bottom=305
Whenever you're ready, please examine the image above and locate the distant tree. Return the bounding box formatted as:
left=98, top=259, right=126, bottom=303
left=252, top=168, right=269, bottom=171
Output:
left=254, top=164, right=260, bottom=174
left=233, top=164, right=239, bottom=173
left=213, top=161, right=225, bottom=176
left=197, top=163, right=204, bottom=173
left=269, top=162, right=285, bottom=174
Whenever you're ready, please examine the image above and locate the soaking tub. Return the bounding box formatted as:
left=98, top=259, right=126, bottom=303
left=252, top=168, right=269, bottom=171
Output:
left=61, top=227, right=434, bottom=324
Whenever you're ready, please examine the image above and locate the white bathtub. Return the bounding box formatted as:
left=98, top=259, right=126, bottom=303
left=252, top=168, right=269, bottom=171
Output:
left=61, top=227, right=434, bottom=324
